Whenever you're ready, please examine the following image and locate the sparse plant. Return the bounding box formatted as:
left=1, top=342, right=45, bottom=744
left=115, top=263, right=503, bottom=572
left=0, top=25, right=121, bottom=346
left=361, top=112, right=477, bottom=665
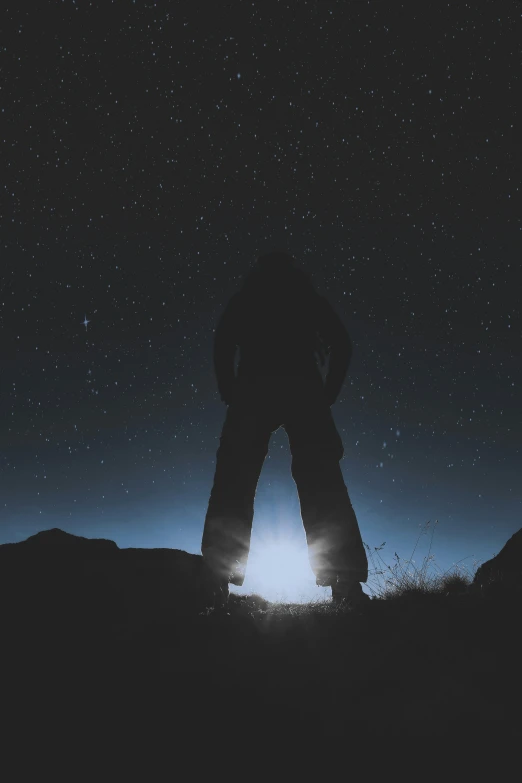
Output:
left=228, top=522, right=485, bottom=614
left=364, top=520, right=476, bottom=600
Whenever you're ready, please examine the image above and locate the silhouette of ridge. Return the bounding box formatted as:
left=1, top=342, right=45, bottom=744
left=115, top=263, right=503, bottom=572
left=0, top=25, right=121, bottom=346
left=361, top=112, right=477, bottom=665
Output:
left=0, top=527, right=211, bottom=628
left=23, top=527, right=119, bottom=552
left=473, top=527, right=522, bottom=593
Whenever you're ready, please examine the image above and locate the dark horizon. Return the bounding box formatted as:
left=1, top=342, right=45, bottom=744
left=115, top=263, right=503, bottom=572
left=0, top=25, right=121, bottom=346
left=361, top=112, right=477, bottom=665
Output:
left=1, top=2, right=520, bottom=601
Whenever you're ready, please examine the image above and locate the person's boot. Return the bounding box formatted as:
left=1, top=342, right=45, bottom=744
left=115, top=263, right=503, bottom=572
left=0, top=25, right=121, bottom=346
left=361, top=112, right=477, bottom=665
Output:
left=315, top=570, right=337, bottom=588
left=331, top=577, right=370, bottom=608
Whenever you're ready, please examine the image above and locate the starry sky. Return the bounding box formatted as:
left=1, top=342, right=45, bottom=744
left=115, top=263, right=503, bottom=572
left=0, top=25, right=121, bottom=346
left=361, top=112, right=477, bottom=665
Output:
left=1, top=1, right=521, bottom=600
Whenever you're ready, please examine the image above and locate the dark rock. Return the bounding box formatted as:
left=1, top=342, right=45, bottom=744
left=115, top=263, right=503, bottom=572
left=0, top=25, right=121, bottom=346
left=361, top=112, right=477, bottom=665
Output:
left=0, top=528, right=212, bottom=631
left=23, top=527, right=119, bottom=554
left=473, top=528, right=522, bottom=593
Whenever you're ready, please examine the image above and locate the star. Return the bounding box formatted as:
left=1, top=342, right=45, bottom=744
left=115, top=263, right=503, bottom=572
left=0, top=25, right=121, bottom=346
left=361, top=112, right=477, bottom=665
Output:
left=82, top=315, right=90, bottom=330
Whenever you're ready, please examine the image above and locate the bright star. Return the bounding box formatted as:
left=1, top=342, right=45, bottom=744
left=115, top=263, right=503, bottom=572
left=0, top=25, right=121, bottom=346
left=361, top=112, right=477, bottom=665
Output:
left=82, top=315, right=90, bottom=330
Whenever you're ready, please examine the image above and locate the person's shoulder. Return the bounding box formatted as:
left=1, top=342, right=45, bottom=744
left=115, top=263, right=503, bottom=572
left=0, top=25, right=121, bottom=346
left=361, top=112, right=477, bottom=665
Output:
left=229, top=291, right=242, bottom=305
left=227, top=291, right=245, bottom=315
left=314, top=293, right=333, bottom=316
left=222, top=291, right=242, bottom=311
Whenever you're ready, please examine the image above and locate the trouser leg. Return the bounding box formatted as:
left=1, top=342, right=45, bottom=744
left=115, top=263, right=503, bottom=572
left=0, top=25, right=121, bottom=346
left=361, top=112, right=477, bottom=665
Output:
left=201, top=399, right=271, bottom=586
left=292, top=456, right=368, bottom=584
left=285, top=388, right=368, bottom=585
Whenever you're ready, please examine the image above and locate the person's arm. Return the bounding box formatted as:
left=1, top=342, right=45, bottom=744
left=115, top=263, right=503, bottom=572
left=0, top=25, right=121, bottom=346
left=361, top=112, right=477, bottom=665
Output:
left=317, top=296, right=352, bottom=406
left=213, top=294, right=240, bottom=405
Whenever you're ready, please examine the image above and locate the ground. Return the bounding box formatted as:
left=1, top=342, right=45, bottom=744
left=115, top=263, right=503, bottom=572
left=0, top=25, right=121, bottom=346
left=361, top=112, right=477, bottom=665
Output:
left=4, top=586, right=521, bottom=764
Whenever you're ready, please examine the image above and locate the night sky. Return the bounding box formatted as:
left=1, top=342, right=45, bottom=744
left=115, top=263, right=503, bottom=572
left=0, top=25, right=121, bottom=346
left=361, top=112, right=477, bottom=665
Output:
left=2, top=2, right=520, bottom=600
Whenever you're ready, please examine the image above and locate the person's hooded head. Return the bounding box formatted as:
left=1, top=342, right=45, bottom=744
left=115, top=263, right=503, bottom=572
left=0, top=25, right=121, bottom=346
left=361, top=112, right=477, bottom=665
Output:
left=239, top=251, right=317, bottom=303
left=237, top=251, right=329, bottom=366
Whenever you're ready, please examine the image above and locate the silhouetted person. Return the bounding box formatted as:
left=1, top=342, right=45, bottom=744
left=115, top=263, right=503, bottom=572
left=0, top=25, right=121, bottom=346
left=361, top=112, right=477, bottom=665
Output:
left=201, top=252, right=368, bottom=608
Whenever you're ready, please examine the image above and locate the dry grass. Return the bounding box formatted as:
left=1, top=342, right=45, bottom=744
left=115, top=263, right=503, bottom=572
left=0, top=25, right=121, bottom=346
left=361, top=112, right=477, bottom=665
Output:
left=364, top=519, right=477, bottom=600
left=226, top=520, right=481, bottom=618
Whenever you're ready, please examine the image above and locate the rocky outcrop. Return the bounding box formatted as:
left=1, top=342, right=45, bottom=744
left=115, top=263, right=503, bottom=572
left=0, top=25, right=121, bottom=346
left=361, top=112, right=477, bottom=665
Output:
left=0, top=528, right=212, bottom=629
left=473, top=527, right=522, bottom=593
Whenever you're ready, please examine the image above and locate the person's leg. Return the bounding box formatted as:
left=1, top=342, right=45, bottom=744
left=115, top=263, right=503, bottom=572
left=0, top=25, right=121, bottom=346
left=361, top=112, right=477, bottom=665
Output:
left=201, top=387, right=273, bottom=587
left=284, top=380, right=368, bottom=589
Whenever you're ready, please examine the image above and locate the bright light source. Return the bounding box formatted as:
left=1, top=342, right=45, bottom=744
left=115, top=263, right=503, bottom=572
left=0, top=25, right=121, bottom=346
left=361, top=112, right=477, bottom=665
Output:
left=233, top=530, right=330, bottom=603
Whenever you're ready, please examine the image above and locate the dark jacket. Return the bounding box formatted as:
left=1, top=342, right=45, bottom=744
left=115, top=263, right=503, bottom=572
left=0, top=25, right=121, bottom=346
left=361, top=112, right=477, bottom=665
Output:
left=213, top=290, right=352, bottom=407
